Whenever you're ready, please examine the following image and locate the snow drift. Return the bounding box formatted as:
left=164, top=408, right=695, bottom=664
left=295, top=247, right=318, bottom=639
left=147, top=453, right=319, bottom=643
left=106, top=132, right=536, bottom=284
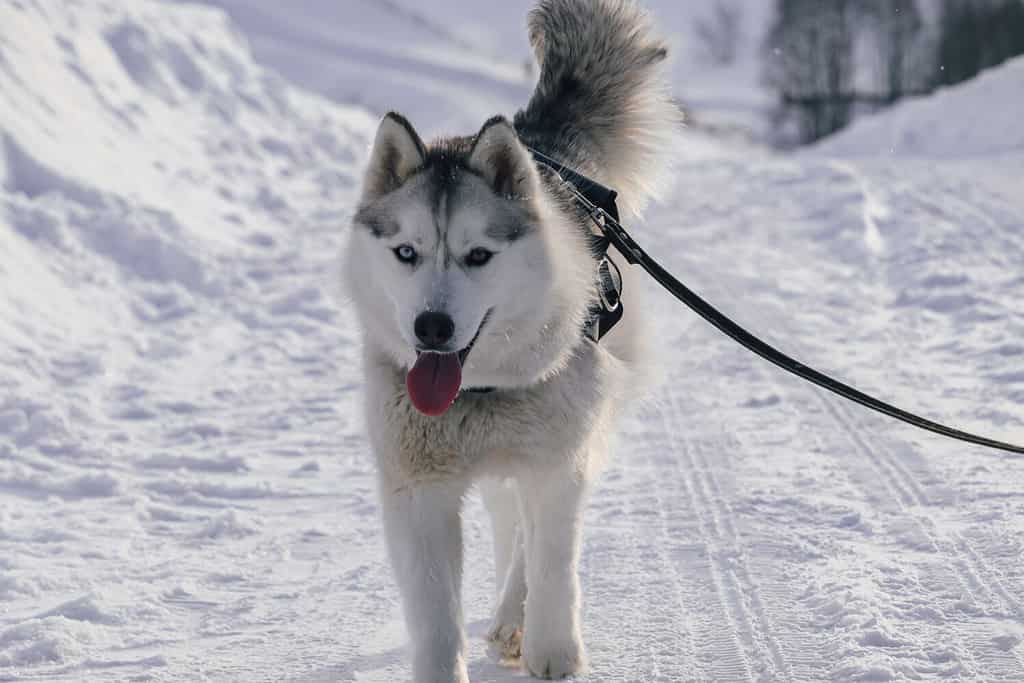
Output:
left=1, top=1, right=375, bottom=679
left=815, top=55, right=1024, bottom=158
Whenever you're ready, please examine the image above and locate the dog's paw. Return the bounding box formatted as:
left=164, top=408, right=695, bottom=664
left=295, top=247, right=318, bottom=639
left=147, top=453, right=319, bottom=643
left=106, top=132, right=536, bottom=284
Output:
left=522, top=633, right=586, bottom=680
left=486, top=620, right=523, bottom=665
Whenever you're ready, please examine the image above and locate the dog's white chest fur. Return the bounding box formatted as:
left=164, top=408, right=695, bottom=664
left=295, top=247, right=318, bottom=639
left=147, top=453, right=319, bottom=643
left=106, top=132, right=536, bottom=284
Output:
left=365, top=343, right=613, bottom=483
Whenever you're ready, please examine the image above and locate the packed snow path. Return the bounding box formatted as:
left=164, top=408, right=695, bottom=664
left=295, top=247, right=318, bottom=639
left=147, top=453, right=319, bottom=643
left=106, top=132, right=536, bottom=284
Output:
left=1, top=2, right=1022, bottom=681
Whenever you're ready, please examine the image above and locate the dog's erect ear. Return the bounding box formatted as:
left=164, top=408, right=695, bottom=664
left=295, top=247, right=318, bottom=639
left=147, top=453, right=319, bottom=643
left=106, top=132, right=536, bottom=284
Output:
left=467, top=116, right=537, bottom=198
left=363, top=112, right=425, bottom=198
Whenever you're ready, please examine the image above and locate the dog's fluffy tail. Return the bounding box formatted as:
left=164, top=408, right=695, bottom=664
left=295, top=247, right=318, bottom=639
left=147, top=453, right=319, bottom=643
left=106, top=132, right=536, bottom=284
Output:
left=514, top=0, right=681, bottom=217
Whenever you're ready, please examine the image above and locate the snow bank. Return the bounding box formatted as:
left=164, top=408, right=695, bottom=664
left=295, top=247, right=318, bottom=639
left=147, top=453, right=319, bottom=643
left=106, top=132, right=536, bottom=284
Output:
left=815, top=56, right=1024, bottom=159
left=0, top=1, right=373, bottom=230
left=1, top=1, right=373, bottom=677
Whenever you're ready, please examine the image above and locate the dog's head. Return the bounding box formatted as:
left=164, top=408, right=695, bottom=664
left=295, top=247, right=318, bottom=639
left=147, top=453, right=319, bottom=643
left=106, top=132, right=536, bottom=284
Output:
left=344, top=113, right=593, bottom=415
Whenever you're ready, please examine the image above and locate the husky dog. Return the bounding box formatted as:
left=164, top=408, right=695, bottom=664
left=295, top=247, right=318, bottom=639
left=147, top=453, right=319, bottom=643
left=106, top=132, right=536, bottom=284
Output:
left=343, top=0, right=678, bottom=679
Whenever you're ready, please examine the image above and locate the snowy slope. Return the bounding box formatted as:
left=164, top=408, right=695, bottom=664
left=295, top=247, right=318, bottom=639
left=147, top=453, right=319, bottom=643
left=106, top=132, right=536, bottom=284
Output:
left=2, top=1, right=1023, bottom=682
left=1, top=1, right=377, bottom=679
left=815, top=55, right=1024, bottom=159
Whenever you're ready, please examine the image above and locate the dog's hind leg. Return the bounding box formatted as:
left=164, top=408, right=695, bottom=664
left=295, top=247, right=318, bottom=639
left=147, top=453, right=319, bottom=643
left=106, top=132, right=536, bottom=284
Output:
left=380, top=477, right=470, bottom=683
left=517, top=457, right=590, bottom=679
left=479, top=477, right=521, bottom=598
left=481, top=478, right=527, bottom=662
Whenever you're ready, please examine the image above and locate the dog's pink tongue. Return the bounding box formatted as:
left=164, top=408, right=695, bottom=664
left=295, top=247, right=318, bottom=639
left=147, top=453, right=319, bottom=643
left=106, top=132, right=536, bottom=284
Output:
left=406, top=352, right=462, bottom=416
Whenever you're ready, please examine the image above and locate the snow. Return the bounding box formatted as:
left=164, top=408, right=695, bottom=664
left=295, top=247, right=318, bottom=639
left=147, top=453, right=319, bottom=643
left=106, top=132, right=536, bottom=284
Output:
left=1, top=1, right=1022, bottom=681
left=195, top=0, right=775, bottom=139
left=815, top=55, right=1024, bottom=159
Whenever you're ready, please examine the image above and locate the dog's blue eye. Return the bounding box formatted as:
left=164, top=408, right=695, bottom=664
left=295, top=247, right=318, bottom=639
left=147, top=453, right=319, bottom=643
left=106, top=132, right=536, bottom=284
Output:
left=394, top=244, right=417, bottom=264
left=465, top=248, right=493, bottom=267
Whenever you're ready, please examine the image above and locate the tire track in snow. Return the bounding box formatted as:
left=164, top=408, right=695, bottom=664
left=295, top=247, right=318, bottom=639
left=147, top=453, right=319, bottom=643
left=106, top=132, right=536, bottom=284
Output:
left=662, top=341, right=829, bottom=682
left=693, top=192, right=1024, bottom=679
left=634, top=420, right=708, bottom=681
left=650, top=380, right=794, bottom=682
left=699, top=267, right=1012, bottom=677
left=650, top=398, right=754, bottom=682
left=583, top=416, right=706, bottom=680
left=679, top=297, right=993, bottom=679
left=581, top=436, right=700, bottom=679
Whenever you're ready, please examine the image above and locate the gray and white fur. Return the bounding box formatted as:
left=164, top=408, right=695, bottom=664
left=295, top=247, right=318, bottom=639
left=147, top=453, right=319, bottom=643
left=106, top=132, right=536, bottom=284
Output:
left=342, top=1, right=680, bottom=680
left=516, top=0, right=679, bottom=218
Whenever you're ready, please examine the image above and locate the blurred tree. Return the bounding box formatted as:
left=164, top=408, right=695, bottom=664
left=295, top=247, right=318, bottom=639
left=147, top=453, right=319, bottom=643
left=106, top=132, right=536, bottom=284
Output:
left=694, top=1, right=743, bottom=66
left=763, top=0, right=1023, bottom=145
left=935, top=0, right=1024, bottom=88
left=764, top=0, right=856, bottom=143
left=861, top=0, right=924, bottom=102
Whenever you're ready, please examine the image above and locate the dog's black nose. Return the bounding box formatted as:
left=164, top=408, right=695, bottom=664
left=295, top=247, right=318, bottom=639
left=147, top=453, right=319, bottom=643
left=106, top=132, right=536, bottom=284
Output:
left=414, top=311, right=455, bottom=349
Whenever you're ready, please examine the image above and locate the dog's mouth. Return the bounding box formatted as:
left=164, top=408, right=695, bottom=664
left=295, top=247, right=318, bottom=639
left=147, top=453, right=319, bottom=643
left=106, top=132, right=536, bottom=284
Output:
left=406, top=311, right=491, bottom=417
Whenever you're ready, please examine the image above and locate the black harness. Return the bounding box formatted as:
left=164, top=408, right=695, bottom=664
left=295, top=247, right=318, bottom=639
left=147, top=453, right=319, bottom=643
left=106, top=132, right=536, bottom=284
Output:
left=529, top=148, right=625, bottom=343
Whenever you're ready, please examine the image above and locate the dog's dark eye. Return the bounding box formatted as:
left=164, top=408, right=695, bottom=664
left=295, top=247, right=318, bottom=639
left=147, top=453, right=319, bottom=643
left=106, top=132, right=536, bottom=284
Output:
left=393, top=244, right=417, bottom=264
left=465, top=248, right=493, bottom=267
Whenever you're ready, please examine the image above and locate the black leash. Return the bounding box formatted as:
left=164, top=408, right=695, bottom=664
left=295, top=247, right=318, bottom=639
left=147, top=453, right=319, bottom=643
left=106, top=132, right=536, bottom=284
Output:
left=529, top=149, right=1024, bottom=456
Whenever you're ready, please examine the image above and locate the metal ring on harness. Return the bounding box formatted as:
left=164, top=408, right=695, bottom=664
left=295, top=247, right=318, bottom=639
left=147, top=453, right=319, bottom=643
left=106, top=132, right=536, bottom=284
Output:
left=597, top=257, right=622, bottom=312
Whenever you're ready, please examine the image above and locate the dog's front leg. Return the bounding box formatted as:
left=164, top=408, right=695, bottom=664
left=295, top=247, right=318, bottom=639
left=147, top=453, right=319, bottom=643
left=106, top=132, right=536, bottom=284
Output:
left=380, top=478, right=469, bottom=683
left=518, top=461, right=590, bottom=679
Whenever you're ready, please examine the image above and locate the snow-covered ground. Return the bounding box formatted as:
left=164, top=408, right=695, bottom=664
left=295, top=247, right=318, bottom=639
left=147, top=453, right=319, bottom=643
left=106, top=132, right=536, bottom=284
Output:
left=1, top=1, right=1022, bottom=681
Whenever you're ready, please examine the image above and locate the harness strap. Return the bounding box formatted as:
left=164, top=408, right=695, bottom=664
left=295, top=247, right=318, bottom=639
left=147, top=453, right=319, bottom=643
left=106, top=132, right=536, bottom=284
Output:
left=529, top=149, right=625, bottom=342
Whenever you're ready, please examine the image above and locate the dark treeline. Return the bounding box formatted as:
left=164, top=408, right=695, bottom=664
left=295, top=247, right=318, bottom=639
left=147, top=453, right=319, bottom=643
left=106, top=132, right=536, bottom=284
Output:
left=936, top=0, right=1024, bottom=86
left=764, top=0, right=1024, bottom=145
